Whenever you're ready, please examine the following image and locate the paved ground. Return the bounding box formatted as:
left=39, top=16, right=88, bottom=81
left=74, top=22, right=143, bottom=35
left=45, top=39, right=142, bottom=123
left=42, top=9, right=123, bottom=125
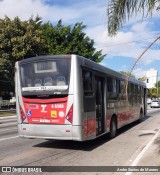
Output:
left=123, top=107, right=160, bottom=175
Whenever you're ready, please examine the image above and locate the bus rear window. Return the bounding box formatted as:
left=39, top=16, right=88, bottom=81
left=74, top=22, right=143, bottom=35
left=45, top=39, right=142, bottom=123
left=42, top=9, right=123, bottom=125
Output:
left=20, top=59, right=70, bottom=94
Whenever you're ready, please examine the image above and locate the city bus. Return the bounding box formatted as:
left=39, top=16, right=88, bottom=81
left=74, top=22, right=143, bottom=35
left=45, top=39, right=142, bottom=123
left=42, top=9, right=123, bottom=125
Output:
left=15, top=55, right=147, bottom=141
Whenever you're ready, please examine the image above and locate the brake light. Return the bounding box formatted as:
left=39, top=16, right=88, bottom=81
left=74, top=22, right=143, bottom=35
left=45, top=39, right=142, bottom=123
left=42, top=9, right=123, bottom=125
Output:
left=66, top=105, right=73, bottom=124
left=20, top=105, right=26, bottom=123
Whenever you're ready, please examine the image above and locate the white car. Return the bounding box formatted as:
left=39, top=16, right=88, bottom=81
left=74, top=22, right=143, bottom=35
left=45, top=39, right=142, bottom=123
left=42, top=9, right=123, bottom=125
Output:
left=147, top=98, right=152, bottom=105
left=150, top=100, right=160, bottom=108
left=9, top=97, right=16, bottom=105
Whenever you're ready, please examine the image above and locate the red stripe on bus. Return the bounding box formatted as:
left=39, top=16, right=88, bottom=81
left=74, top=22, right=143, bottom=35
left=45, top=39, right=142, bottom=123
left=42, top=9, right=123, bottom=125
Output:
left=22, top=97, right=68, bottom=103
left=83, top=118, right=96, bottom=137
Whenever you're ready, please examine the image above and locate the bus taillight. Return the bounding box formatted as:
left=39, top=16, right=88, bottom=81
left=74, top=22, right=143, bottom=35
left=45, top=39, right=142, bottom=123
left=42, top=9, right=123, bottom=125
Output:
left=20, top=105, right=26, bottom=123
left=66, top=105, right=73, bottom=124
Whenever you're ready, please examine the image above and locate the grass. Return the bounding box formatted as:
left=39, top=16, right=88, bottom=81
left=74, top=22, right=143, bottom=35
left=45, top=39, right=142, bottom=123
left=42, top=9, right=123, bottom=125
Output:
left=0, top=110, right=16, bottom=117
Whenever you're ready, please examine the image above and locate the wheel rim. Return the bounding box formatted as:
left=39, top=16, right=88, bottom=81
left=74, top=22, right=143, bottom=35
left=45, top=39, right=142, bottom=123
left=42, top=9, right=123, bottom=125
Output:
left=112, top=121, right=116, bottom=135
left=110, top=119, right=116, bottom=137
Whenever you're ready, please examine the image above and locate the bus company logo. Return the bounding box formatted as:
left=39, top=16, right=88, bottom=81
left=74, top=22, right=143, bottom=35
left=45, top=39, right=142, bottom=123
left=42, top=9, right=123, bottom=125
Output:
left=41, top=105, right=47, bottom=113
left=51, top=110, right=57, bottom=118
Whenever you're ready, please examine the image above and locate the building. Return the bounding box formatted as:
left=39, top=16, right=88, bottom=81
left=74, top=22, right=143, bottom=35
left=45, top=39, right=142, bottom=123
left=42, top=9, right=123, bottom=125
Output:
left=146, top=68, right=158, bottom=89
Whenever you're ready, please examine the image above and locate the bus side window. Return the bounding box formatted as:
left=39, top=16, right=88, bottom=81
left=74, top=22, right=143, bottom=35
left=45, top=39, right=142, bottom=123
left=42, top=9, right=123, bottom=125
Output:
left=135, top=85, right=138, bottom=104
left=107, top=77, right=119, bottom=98
left=107, top=77, right=112, bottom=92
left=82, top=70, right=93, bottom=96
left=120, top=80, right=125, bottom=99
left=112, top=79, right=117, bottom=93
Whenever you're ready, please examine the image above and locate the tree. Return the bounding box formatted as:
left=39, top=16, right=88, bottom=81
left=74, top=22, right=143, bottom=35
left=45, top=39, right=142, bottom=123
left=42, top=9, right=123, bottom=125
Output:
left=107, top=0, right=160, bottom=36
left=138, top=76, right=146, bottom=82
left=0, top=17, right=106, bottom=96
left=120, top=71, right=135, bottom=79
left=155, top=80, right=160, bottom=88
left=42, top=20, right=106, bottom=62
left=0, top=16, right=47, bottom=95
left=149, top=87, right=158, bottom=98
left=148, top=80, right=160, bottom=98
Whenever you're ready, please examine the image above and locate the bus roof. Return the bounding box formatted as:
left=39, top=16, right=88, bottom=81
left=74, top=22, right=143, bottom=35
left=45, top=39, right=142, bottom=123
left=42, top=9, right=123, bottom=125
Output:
left=77, top=55, right=146, bottom=88
left=18, top=55, right=70, bottom=64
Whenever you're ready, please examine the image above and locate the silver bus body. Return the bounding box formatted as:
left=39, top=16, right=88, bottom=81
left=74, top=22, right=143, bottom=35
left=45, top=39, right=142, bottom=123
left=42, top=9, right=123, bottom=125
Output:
left=15, top=55, right=147, bottom=141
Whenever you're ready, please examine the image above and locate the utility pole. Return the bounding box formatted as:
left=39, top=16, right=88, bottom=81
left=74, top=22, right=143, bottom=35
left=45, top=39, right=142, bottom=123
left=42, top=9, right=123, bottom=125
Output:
left=125, top=36, right=160, bottom=101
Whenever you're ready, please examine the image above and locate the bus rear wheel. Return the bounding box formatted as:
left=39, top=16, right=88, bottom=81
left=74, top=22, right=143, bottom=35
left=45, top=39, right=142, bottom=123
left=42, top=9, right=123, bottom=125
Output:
left=109, top=117, right=117, bottom=139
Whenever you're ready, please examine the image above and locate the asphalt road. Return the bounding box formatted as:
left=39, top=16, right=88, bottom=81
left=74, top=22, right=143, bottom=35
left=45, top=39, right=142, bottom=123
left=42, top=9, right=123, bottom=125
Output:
left=0, top=108, right=160, bottom=175
left=0, top=116, right=17, bottom=140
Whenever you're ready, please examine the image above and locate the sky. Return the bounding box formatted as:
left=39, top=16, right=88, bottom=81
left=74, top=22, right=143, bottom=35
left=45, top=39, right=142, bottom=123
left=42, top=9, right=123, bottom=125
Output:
left=0, top=0, right=160, bottom=79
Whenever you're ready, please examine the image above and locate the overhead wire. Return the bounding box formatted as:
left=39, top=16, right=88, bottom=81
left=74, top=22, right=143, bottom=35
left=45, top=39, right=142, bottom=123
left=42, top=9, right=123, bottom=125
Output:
left=105, top=36, right=160, bottom=47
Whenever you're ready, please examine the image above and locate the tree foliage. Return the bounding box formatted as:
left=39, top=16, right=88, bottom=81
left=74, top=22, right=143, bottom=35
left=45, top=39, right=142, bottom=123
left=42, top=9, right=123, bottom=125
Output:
left=0, top=16, right=47, bottom=95
left=0, top=16, right=46, bottom=76
left=120, top=71, right=135, bottom=79
left=138, top=76, right=146, bottom=82
left=155, top=80, right=160, bottom=88
left=42, top=20, right=105, bottom=62
left=0, top=16, right=106, bottom=96
left=149, top=87, right=160, bottom=98
left=107, top=0, right=160, bottom=36
left=148, top=80, right=160, bottom=98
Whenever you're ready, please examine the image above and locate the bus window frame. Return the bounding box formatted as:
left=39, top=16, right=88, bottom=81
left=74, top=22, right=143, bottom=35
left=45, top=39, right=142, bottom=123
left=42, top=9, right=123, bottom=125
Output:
left=82, top=68, right=94, bottom=97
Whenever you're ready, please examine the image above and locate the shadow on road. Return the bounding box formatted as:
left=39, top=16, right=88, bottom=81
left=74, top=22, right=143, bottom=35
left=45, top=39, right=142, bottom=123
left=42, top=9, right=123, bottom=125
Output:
left=34, top=133, right=111, bottom=151
left=116, top=115, right=152, bottom=137
left=34, top=115, right=152, bottom=151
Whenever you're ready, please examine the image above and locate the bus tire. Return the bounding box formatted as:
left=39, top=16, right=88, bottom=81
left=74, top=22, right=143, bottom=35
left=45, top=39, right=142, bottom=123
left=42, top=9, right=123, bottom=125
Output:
left=109, top=116, right=117, bottom=139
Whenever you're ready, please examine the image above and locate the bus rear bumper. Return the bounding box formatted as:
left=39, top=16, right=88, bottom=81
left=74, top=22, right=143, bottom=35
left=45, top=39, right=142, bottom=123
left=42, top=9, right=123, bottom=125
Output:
left=18, top=124, right=83, bottom=141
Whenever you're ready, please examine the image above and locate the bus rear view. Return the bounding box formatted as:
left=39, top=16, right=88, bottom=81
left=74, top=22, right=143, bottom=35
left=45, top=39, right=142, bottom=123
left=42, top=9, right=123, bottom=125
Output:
left=16, top=54, right=146, bottom=141
left=15, top=55, right=81, bottom=140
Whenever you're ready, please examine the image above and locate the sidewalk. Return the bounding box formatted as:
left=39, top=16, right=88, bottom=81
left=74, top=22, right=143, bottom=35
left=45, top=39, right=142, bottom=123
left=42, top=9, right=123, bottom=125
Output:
left=137, top=129, right=160, bottom=166
left=132, top=108, right=160, bottom=173
left=125, top=130, right=160, bottom=175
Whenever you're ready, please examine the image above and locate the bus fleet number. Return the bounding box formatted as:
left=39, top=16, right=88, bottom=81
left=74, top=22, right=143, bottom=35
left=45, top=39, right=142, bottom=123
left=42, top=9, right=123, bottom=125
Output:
left=52, top=104, right=64, bottom=109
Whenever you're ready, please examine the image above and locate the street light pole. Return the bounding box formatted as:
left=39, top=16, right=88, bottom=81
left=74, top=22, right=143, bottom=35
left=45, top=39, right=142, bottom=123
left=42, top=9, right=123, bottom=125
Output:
left=125, top=36, right=160, bottom=102
left=36, top=20, right=42, bottom=25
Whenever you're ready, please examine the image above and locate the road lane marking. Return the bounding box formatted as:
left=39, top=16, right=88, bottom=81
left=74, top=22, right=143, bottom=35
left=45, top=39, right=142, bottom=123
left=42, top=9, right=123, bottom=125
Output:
left=0, top=136, right=18, bottom=141
left=0, top=128, right=17, bottom=132
left=0, top=119, right=17, bottom=123
left=0, top=109, right=16, bottom=112
left=125, top=129, right=160, bottom=175
left=0, top=122, right=17, bottom=127
left=0, top=116, right=16, bottom=119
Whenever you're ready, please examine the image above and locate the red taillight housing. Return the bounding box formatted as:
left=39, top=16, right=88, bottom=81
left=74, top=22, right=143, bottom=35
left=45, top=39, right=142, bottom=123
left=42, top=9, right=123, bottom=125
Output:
left=66, top=105, right=73, bottom=124
left=20, top=105, right=26, bottom=123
